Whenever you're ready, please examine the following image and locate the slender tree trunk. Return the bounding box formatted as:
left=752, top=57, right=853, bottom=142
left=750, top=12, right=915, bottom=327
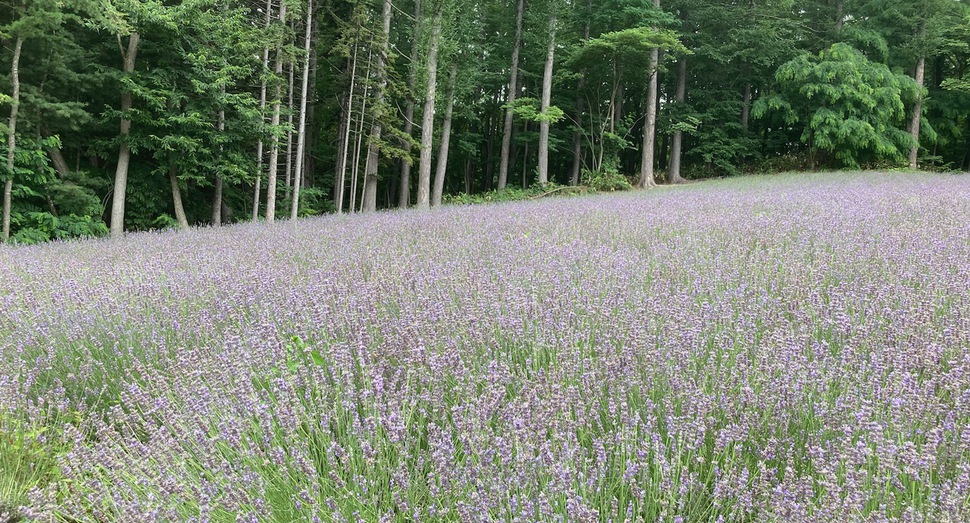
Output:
left=336, top=42, right=360, bottom=213
left=464, top=156, right=472, bottom=194
left=484, top=101, right=496, bottom=190
left=212, top=92, right=225, bottom=226
left=398, top=99, right=415, bottom=207
left=253, top=0, right=273, bottom=220
left=398, top=0, right=422, bottom=208
left=363, top=0, right=393, bottom=213
left=2, top=37, right=23, bottom=242
left=291, top=0, right=314, bottom=219
left=668, top=57, right=687, bottom=184
left=741, top=83, right=752, bottom=132
left=304, top=22, right=319, bottom=187
left=169, top=166, right=189, bottom=230
left=265, top=4, right=287, bottom=223
left=571, top=8, right=590, bottom=187
left=614, top=74, right=625, bottom=127
left=521, top=114, right=529, bottom=186
left=497, top=0, right=525, bottom=190
left=537, top=11, right=557, bottom=186
left=335, top=94, right=350, bottom=211
left=109, top=33, right=139, bottom=238
left=350, top=43, right=374, bottom=213
left=432, top=62, right=457, bottom=206
left=909, top=53, right=925, bottom=170
left=284, top=59, right=295, bottom=193
left=416, top=9, right=442, bottom=210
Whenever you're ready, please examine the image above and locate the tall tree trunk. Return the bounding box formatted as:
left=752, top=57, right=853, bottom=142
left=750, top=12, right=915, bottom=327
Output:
left=212, top=91, right=225, bottom=226
left=497, top=0, right=525, bottom=190
left=350, top=42, right=374, bottom=213
left=291, top=0, right=315, bottom=219
left=520, top=112, right=529, bottom=186
left=570, top=6, right=590, bottom=187
left=741, top=82, right=752, bottom=132
left=432, top=63, right=457, bottom=206
left=303, top=21, right=319, bottom=188
left=363, top=0, right=393, bottom=213
left=909, top=53, right=925, bottom=170
left=336, top=40, right=360, bottom=213
left=169, top=166, right=189, bottom=230
left=109, top=33, right=139, bottom=239
left=398, top=0, right=422, bottom=208
left=537, top=10, right=557, bottom=186
left=334, top=94, right=350, bottom=211
left=668, top=57, right=687, bottom=184
left=284, top=59, right=295, bottom=194
left=484, top=101, right=496, bottom=190
left=265, top=4, right=287, bottom=223
left=398, top=99, right=415, bottom=207
left=416, top=9, right=442, bottom=210
left=253, top=0, right=273, bottom=220
left=2, top=37, right=23, bottom=243
left=639, top=6, right=661, bottom=187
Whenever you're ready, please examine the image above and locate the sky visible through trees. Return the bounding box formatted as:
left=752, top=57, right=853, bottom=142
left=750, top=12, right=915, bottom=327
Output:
left=1, top=0, right=969, bottom=242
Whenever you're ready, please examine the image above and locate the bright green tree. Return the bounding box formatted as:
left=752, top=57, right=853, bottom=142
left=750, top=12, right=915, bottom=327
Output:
left=754, top=43, right=917, bottom=168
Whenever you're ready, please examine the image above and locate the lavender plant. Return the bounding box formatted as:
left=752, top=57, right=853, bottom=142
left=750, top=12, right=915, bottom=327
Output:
left=1, top=171, right=968, bottom=522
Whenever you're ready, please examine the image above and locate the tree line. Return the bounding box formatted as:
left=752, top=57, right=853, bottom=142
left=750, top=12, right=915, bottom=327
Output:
left=1, top=0, right=968, bottom=242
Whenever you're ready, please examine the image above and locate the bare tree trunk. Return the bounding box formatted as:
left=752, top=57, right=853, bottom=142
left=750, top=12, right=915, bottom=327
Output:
left=291, top=0, right=315, bottom=219
left=2, top=37, right=23, bottom=242
left=350, top=43, right=374, bottom=213
left=741, top=82, right=752, bottom=132
left=334, top=96, right=349, bottom=211
left=668, top=57, right=687, bottom=184
left=416, top=9, right=442, bottom=210
left=169, top=166, right=189, bottom=230
left=497, top=0, right=525, bottom=190
left=304, top=23, right=319, bottom=188
left=484, top=101, right=497, bottom=190
left=520, top=115, right=529, bottom=187
left=363, top=0, right=393, bottom=213
left=432, top=63, right=457, bottom=206
left=336, top=40, right=360, bottom=213
left=537, top=11, right=557, bottom=186
left=212, top=91, right=225, bottom=226
left=265, top=4, right=287, bottom=223
left=398, top=0, right=422, bottom=208
left=48, top=143, right=70, bottom=178
left=398, top=99, right=415, bottom=207
left=284, top=59, right=295, bottom=193
left=570, top=7, right=590, bottom=187
left=109, top=33, right=139, bottom=238
left=909, top=53, right=925, bottom=170
left=253, top=0, right=273, bottom=220
left=638, top=0, right=661, bottom=188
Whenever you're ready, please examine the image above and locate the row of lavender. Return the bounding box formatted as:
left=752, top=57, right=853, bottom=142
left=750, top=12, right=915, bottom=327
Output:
left=1, top=172, right=968, bottom=522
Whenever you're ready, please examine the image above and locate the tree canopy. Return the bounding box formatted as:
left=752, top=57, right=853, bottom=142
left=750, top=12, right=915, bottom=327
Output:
left=1, top=0, right=969, bottom=242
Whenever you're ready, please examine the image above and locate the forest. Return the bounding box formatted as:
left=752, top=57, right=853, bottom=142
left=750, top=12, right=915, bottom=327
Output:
left=1, top=0, right=969, bottom=242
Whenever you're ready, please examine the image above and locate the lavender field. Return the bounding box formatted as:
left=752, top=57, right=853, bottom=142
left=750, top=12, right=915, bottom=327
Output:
left=2, top=171, right=969, bottom=523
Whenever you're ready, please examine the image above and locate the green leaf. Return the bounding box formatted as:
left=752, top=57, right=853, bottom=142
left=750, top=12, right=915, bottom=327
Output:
left=310, top=350, right=326, bottom=366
